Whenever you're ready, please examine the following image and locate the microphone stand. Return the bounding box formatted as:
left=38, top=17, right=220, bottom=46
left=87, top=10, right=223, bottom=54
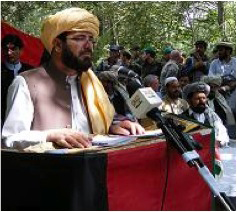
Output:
left=146, top=108, right=235, bottom=211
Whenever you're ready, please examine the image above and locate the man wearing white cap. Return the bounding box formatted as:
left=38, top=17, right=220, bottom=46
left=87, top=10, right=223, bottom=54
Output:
left=159, top=77, right=189, bottom=115
left=181, top=82, right=229, bottom=147
left=2, top=8, right=145, bottom=150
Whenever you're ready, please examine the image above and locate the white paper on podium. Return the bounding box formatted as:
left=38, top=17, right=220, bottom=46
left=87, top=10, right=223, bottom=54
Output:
left=92, top=129, right=163, bottom=147
left=128, top=129, right=163, bottom=138
left=92, top=135, right=137, bottom=146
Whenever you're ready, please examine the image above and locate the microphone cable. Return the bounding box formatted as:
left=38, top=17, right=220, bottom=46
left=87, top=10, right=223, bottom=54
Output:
left=160, top=135, right=172, bottom=210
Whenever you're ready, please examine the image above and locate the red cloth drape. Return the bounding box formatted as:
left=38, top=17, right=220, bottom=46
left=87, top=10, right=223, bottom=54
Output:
left=107, top=142, right=168, bottom=210
left=107, top=131, right=213, bottom=210
left=1, top=21, right=44, bottom=67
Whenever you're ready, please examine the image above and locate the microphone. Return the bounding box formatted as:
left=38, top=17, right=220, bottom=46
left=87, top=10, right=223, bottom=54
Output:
left=118, top=66, right=140, bottom=79
left=126, top=80, right=162, bottom=119
left=126, top=79, right=143, bottom=98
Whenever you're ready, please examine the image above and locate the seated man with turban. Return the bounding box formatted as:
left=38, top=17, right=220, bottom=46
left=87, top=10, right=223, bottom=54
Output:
left=181, top=82, right=229, bottom=147
left=159, top=77, right=189, bottom=115
left=2, top=8, right=145, bottom=150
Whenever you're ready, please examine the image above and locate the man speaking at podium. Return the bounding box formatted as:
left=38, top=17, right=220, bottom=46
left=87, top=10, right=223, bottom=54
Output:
left=2, top=8, right=145, bottom=150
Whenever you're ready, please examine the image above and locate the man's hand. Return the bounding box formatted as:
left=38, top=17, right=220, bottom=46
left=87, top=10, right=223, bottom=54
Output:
left=109, top=120, right=145, bottom=135
left=46, top=128, right=92, bottom=149
left=193, top=52, right=201, bottom=61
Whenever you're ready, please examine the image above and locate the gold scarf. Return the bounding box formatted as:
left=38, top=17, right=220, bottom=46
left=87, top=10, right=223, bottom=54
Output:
left=81, top=69, right=115, bottom=134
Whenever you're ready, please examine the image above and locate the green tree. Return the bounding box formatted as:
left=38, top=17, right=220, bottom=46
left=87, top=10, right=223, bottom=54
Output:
left=1, top=1, right=236, bottom=61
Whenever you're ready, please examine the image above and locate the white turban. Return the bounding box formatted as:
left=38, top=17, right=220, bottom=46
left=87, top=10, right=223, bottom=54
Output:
left=40, top=7, right=99, bottom=54
left=165, top=77, right=178, bottom=86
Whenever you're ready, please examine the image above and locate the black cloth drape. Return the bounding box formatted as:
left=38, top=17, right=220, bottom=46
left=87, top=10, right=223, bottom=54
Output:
left=1, top=151, right=108, bottom=211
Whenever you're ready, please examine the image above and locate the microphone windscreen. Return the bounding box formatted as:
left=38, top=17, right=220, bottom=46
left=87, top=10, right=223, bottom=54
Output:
left=118, top=66, right=139, bottom=79
left=126, top=79, right=143, bottom=97
left=98, top=71, right=118, bottom=82
left=118, top=66, right=127, bottom=74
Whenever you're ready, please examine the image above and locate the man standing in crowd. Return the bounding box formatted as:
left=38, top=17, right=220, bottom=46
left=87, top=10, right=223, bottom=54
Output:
left=96, top=44, right=121, bottom=74
left=185, top=40, right=209, bottom=82
left=1, top=34, right=33, bottom=126
left=120, top=50, right=132, bottom=68
left=130, top=45, right=142, bottom=65
left=181, top=82, right=229, bottom=147
left=120, top=50, right=142, bottom=76
left=178, top=71, right=190, bottom=91
left=160, top=50, right=182, bottom=97
left=160, top=46, right=173, bottom=68
left=159, top=77, right=189, bottom=115
left=2, top=7, right=145, bottom=150
left=141, top=46, right=162, bottom=78
left=209, top=42, right=236, bottom=117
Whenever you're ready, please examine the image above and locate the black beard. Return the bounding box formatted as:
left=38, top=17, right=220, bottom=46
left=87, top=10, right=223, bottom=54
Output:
left=191, top=104, right=206, bottom=114
left=219, top=54, right=227, bottom=61
left=168, top=90, right=181, bottom=99
left=61, top=44, right=92, bottom=73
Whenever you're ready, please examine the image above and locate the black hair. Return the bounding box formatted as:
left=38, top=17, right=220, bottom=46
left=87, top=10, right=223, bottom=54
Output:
left=219, top=46, right=233, bottom=54
left=56, top=31, right=69, bottom=42
left=2, top=34, right=24, bottom=49
left=177, top=67, right=190, bottom=80
left=40, top=48, right=51, bottom=65
left=187, top=92, right=194, bottom=99
left=194, top=40, right=208, bottom=49
left=145, top=50, right=156, bottom=58
left=178, top=73, right=190, bottom=81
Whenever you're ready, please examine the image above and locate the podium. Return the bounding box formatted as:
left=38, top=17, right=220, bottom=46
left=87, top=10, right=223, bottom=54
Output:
left=1, top=129, right=215, bottom=210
